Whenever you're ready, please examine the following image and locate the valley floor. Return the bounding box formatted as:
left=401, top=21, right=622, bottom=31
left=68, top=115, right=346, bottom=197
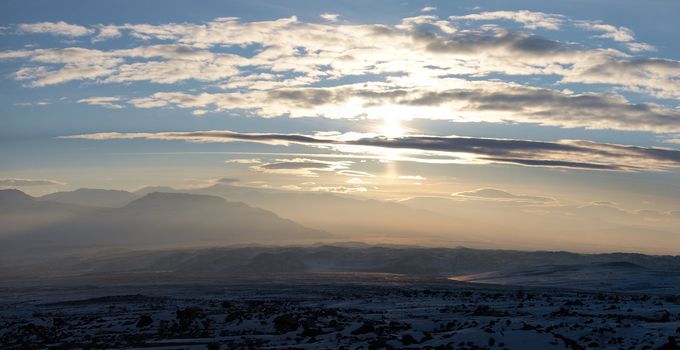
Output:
left=1, top=274, right=679, bottom=349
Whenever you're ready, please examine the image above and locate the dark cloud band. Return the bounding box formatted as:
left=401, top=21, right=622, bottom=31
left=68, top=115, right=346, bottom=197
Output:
left=61, top=130, right=680, bottom=172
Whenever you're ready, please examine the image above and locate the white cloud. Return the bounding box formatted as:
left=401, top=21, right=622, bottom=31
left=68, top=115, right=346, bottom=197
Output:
left=421, top=6, right=437, bottom=13
left=225, top=158, right=261, bottom=164
left=320, top=13, right=340, bottom=22
left=15, top=100, right=50, bottom=106
left=250, top=158, right=353, bottom=177
left=128, top=96, right=170, bottom=108
left=451, top=10, right=564, bottom=30
left=310, top=185, right=368, bottom=193
left=18, top=21, right=93, bottom=37
left=453, top=188, right=554, bottom=203
left=1, top=16, right=674, bottom=99
left=399, top=175, right=425, bottom=180
left=1, top=14, right=679, bottom=130
left=346, top=177, right=366, bottom=184
left=92, top=25, right=122, bottom=42
left=625, top=42, right=656, bottom=53
left=77, top=96, right=123, bottom=109
left=575, top=21, right=634, bottom=42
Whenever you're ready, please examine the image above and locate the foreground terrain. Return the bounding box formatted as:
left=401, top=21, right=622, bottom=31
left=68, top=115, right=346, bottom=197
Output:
left=2, top=275, right=680, bottom=349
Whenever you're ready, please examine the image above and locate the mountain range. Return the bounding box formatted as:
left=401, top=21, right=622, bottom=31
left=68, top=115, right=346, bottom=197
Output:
left=0, top=189, right=327, bottom=263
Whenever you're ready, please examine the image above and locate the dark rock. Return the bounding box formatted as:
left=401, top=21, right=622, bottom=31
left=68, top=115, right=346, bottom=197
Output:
left=273, top=314, right=299, bottom=334
left=351, top=321, right=376, bottom=335
left=136, top=314, right=153, bottom=328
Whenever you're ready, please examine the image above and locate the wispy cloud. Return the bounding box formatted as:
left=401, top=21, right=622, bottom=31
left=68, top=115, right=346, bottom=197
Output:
left=309, top=185, right=367, bottom=193
left=0, top=178, right=65, bottom=187
left=77, top=96, right=123, bottom=109
left=399, top=175, right=425, bottom=180
left=453, top=188, right=554, bottom=203
left=92, top=25, right=122, bottom=42
left=251, top=158, right=352, bottom=177
left=320, top=13, right=340, bottom=22
left=574, top=21, right=634, bottom=42
left=225, top=158, right=261, bottom=164
left=17, top=21, right=94, bottom=37
left=451, top=10, right=565, bottom=30
left=60, top=130, right=680, bottom=172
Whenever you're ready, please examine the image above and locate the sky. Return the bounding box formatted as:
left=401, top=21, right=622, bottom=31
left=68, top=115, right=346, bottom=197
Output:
left=1, top=0, right=679, bottom=251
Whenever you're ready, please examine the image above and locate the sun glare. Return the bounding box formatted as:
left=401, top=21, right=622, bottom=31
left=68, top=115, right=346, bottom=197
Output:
left=381, top=117, right=403, bottom=138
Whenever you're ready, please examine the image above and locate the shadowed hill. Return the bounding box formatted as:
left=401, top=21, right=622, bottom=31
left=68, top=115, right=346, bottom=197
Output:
left=7, top=244, right=680, bottom=293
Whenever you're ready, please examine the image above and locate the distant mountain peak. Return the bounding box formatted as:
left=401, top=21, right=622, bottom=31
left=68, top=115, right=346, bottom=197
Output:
left=0, top=188, right=33, bottom=202
left=123, top=191, right=228, bottom=210
left=137, top=191, right=223, bottom=201
left=133, top=186, right=179, bottom=196
left=39, top=188, right=137, bottom=208
left=69, top=188, right=132, bottom=194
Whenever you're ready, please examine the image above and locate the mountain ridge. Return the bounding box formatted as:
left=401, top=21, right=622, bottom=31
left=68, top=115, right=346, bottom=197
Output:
left=0, top=190, right=330, bottom=262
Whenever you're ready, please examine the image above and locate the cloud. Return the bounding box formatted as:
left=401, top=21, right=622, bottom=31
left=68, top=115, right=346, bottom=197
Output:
left=421, top=6, right=437, bottom=13
left=17, top=21, right=94, bottom=37
left=77, top=96, right=123, bottom=109
left=0, top=178, right=65, bottom=187
left=625, top=42, right=655, bottom=53
left=320, top=13, right=340, bottom=22
left=346, top=177, right=366, bottom=184
left=1, top=12, right=679, bottom=147
left=574, top=21, right=634, bottom=42
left=562, top=58, right=680, bottom=99
left=0, top=45, right=244, bottom=87
left=92, top=25, right=122, bottom=42
left=60, top=130, right=680, bottom=172
left=215, top=177, right=239, bottom=184
left=225, top=158, right=261, bottom=164
left=416, top=29, right=568, bottom=57
left=309, top=186, right=368, bottom=193
left=452, top=12, right=642, bottom=46
left=451, top=10, right=565, bottom=30
left=399, top=175, right=425, bottom=180
left=250, top=158, right=352, bottom=177
left=15, top=100, right=50, bottom=106
left=337, top=170, right=375, bottom=177
left=117, top=83, right=680, bottom=133
left=663, top=137, right=680, bottom=145
left=453, top=188, right=554, bottom=203
left=2, top=15, right=678, bottom=101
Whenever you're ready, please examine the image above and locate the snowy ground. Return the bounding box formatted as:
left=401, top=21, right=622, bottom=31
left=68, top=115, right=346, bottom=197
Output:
left=1, top=274, right=680, bottom=349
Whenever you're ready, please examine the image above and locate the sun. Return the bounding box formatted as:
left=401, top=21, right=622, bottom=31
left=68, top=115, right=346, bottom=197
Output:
left=381, top=117, right=403, bottom=138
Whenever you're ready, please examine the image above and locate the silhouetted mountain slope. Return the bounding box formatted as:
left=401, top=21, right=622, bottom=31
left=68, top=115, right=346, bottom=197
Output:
left=39, top=188, right=138, bottom=208
left=0, top=188, right=32, bottom=203
left=0, top=189, right=94, bottom=236
left=0, top=192, right=329, bottom=261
